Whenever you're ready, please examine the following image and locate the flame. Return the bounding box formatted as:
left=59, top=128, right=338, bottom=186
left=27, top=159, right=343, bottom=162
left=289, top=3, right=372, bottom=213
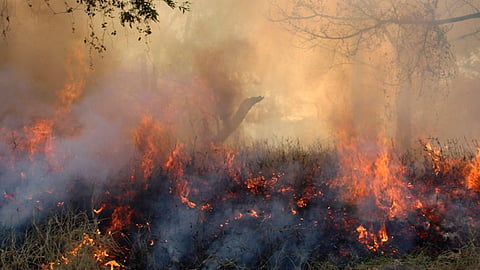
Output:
left=246, top=175, right=267, bottom=193
left=465, top=148, right=480, bottom=192
left=333, top=135, right=410, bottom=220
left=379, top=223, right=389, bottom=243
left=56, top=45, right=88, bottom=119
left=23, top=118, right=55, bottom=158
left=164, top=143, right=196, bottom=208
left=356, top=223, right=389, bottom=252
left=108, top=206, right=134, bottom=232
left=372, top=149, right=408, bottom=218
left=249, top=209, right=259, bottom=218
left=424, top=142, right=445, bottom=175
left=245, top=171, right=282, bottom=195
left=4, top=38, right=480, bottom=265
left=297, top=185, right=319, bottom=208
left=133, top=115, right=169, bottom=180
left=224, top=147, right=241, bottom=184
left=200, top=203, right=212, bottom=211
left=296, top=198, right=308, bottom=208
left=94, top=203, right=106, bottom=214
left=41, top=233, right=114, bottom=270
left=234, top=212, right=244, bottom=220
left=105, top=260, right=121, bottom=270
left=6, top=45, right=88, bottom=174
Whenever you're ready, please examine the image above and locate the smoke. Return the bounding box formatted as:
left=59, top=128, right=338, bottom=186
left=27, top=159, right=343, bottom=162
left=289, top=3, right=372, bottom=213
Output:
left=0, top=1, right=479, bottom=145
left=1, top=0, right=480, bottom=267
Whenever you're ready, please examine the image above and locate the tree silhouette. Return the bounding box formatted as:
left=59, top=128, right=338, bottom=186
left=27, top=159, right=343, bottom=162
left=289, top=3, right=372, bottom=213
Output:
left=272, top=0, right=480, bottom=148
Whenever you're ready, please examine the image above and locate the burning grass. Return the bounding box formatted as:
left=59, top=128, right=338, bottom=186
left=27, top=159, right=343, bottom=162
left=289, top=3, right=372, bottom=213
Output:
left=2, top=138, right=480, bottom=269
left=0, top=209, right=120, bottom=269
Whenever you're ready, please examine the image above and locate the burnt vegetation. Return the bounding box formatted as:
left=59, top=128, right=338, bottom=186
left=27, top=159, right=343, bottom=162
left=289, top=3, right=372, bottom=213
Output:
left=2, top=139, right=480, bottom=269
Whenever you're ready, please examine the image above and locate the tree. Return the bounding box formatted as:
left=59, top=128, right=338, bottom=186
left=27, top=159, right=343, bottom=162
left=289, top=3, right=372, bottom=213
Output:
left=271, top=0, right=480, bottom=148
left=2, top=0, right=191, bottom=52
left=216, top=96, right=264, bottom=142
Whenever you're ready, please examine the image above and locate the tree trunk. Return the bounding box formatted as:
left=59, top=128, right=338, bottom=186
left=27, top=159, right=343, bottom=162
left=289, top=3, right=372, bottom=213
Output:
left=215, top=96, right=264, bottom=142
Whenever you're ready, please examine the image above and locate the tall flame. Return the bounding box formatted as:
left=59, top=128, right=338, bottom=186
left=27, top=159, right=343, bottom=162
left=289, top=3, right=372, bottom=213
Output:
left=333, top=134, right=410, bottom=220
left=465, top=147, right=480, bottom=192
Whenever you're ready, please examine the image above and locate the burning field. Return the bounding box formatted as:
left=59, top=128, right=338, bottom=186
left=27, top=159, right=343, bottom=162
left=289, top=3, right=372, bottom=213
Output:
left=3, top=111, right=480, bottom=269
left=2, top=0, right=480, bottom=269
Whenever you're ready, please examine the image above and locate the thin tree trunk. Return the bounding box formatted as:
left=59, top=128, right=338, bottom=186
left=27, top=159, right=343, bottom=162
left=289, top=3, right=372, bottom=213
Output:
left=216, top=96, right=264, bottom=142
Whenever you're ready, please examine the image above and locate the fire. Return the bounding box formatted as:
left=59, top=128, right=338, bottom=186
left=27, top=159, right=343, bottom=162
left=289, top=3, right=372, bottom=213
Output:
left=356, top=223, right=389, bottom=252
left=296, top=197, right=308, bottom=208
left=3, top=45, right=88, bottom=170
left=249, top=209, right=259, bottom=218
left=372, top=150, right=408, bottom=219
left=133, top=115, right=170, bottom=180
left=105, top=260, right=121, bottom=270
left=108, top=206, right=134, bottom=232
left=94, top=203, right=106, bottom=214
left=423, top=141, right=463, bottom=177
left=3, top=42, right=480, bottom=266
left=57, top=45, right=88, bottom=114
left=333, top=135, right=410, bottom=220
left=200, top=203, right=212, bottom=211
left=465, top=148, right=480, bottom=192
left=41, top=233, right=118, bottom=270
left=378, top=223, right=389, bottom=243
left=23, top=118, right=55, bottom=158
left=424, top=142, right=444, bottom=175
left=246, top=175, right=267, bottom=193
left=164, top=143, right=196, bottom=208
left=296, top=185, right=320, bottom=208
left=224, top=147, right=241, bottom=184
left=245, top=171, right=283, bottom=195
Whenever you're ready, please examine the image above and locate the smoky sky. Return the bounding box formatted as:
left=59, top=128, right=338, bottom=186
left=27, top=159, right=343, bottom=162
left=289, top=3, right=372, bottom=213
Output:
left=1, top=1, right=480, bottom=146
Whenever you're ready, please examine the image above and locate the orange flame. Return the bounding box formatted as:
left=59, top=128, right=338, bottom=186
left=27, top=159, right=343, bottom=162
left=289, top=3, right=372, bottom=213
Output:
left=133, top=115, right=170, bottom=180
left=333, top=135, right=410, bottom=220
left=356, top=223, right=389, bottom=252
left=465, top=148, right=480, bottom=192
left=41, top=233, right=114, bottom=270
left=23, top=118, right=55, bottom=158
left=105, top=260, right=121, bottom=270
left=108, top=206, right=134, bottom=232
left=164, top=143, right=196, bottom=208
left=93, top=203, right=106, bottom=214
left=57, top=45, right=88, bottom=114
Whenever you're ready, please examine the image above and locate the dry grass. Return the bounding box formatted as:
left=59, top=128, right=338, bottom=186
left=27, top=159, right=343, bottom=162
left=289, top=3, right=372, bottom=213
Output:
left=0, top=209, right=120, bottom=270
